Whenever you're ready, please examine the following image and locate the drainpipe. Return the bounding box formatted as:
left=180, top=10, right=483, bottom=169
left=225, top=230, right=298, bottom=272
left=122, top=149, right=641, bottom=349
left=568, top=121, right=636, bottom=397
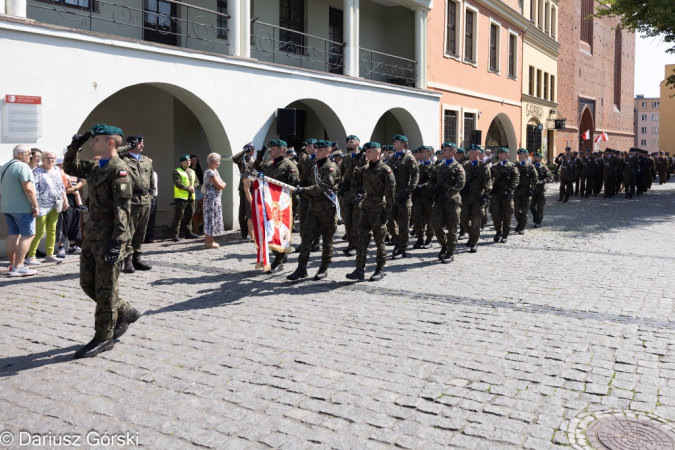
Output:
left=227, top=0, right=241, bottom=56
left=343, top=0, right=354, bottom=76
left=414, top=8, right=428, bottom=89
left=241, top=0, right=250, bottom=58
left=6, top=0, right=27, bottom=18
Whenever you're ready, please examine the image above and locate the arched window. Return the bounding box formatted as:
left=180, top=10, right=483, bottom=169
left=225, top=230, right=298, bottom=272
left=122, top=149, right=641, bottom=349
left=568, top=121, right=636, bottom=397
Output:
left=580, top=0, right=593, bottom=49
left=614, top=28, right=622, bottom=109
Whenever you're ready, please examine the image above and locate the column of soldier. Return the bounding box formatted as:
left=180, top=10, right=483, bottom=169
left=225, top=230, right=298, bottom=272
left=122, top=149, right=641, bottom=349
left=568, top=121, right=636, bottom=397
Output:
left=554, top=147, right=672, bottom=202
left=233, top=134, right=570, bottom=283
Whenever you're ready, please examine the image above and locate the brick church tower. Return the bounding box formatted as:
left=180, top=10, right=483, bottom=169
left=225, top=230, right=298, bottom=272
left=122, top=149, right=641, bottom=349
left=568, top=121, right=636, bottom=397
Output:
left=555, top=0, right=635, bottom=154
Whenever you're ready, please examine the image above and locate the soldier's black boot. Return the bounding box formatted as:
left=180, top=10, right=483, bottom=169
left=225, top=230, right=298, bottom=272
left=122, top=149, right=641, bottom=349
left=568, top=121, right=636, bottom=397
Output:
left=185, top=231, right=199, bottom=239
left=132, top=253, right=152, bottom=271
left=342, top=246, right=356, bottom=256
left=370, top=267, right=385, bottom=282
left=493, top=234, right=501, bottom=243
left=346, top=267, right=365, bottom=281
left=458, top=232, right=466, bottom=240
left=469, top=243, right=478, bottom=253
left=172, top=234, right=180, bottom=242
left=533, top=223, right=541, bottom=228
left=113, top=307, right=141, bottom=339
left=441, top=251, right=454, bottom=264
left=314, top=265, right=328, bottom=281
left=413, top=237, right=424, bottom=249
left=123, top=255, right=135, bottom=274
left=311, top=238, right=320, bottom=252
left=268, top=255, right=287, bottom=274
left=424, top=236, right=433, bottom=248
left=501, top=235, right=508, bottom=244
left=287, top=266, right=308, bottom=281
left=391, top=245, right=404, bottom=260
left=437, top=245, right=448, bottom=261
left=74, top=337, right=114, bottom=359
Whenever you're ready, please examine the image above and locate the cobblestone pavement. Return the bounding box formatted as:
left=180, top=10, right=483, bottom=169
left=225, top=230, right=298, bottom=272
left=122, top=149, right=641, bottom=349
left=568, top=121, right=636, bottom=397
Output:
left=1, top=182, right=675, bottom=450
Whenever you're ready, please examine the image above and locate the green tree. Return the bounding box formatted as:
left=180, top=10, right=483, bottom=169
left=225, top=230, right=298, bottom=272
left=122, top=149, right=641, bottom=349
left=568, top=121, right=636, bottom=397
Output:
left=595, top=0, right=675, bottom=86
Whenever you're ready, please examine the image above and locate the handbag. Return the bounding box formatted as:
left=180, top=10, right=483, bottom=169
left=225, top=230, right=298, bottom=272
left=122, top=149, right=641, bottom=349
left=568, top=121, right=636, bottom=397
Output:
left=55, top=196, right=65, bottom=213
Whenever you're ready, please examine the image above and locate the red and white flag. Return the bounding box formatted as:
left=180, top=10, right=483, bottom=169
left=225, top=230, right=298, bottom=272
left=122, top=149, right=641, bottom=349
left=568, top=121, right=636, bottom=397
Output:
left=251, top=177, right=293, bottom=271
left=582, top=130, right=591, bottom=141
left=594, top=131, right=609, bottom=143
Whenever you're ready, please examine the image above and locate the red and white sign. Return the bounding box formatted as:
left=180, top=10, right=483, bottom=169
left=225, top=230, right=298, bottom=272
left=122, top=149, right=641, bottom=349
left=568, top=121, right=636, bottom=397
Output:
left=594, top=131, right=609, bottom=143
left=5, top=95, right=42, bottom=105
left=251, top=178, right=293, bottom=271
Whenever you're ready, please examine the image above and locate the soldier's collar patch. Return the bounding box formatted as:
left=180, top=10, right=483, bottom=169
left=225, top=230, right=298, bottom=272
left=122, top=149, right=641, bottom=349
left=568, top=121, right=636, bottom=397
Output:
left=119, top=170, right=127, bottom=176
left=329, top=167, right=334, bottom=171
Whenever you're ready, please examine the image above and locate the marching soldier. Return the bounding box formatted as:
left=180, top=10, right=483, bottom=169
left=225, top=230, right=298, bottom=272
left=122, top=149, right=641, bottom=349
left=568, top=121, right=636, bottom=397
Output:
left=252, top=139, right=300, bottom=273
left=657, top=151, right=669, bottom=184
left=529, top=152, right=553, bottom=228
left=513, top=148, right=538, bottom=235
left=559, top=152, right=576, bottom=202
left=63, top=124, right=140, bottom=359
left=412, top=145, right=435, bottom=249
left=573, top=151, right=582, bottom=196
left=171, top=154, right=199, bottom=241
left=625, top=147, right=638, bottom=199
left=346, top=142, right=395, bottom=282
left=579, top=149, right=592, bottom=198
left=339, top=135, right=365, bottom=256
left=592, top=151, right=604, bottom=195
left=430, top=142, right=466, bottom=263
left=489, top=148, right=519, bottom=243
left=287, top=141, right=340, bottom=281
left=386, top=135, right=419, bottom=259
left=297, top=138, right=320, bottom=251
left=460, top=144, right=490, bottom=253
left=118, top=135, right=155, bottom=274
left=602, top=148, right=616, bottom=198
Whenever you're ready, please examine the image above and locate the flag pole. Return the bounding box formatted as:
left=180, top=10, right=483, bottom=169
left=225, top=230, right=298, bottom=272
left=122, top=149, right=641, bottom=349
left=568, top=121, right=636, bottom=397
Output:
left=241, top=170, right=298, bottom=192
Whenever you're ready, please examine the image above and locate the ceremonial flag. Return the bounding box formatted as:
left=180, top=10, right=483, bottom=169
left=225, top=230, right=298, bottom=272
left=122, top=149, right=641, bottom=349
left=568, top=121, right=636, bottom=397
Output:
left=582, top=130, right=591, bottom=140
left=251, top=177, right=293, bottom=271
left=594, top=131, right=609, bottom=143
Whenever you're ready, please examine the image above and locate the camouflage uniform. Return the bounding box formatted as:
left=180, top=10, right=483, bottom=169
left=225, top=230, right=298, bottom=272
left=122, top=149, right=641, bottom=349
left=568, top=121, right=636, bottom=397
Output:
left=118, top=147, right=155, bottom=256
left=530, top=163, right=553, bottom=225
left=460, top=160, right=491, bottom=247
left=412, top=160, right=435, bottom=245
left=431, top=159, right=466, bottom=254
left=386, top=151, right=419, bottom=251
left=172, top=167, right=198, bottom=236
left=513, top=161, right=538, bottom=232
left=354, top=161, right=396, bottom=270
left=489, top=160, right=519, bottom=239
left=63, top=146, right=133, bottom=341
left=297, top=152, right=316, bottom=233
left=340, top=150, right=367, bottom=249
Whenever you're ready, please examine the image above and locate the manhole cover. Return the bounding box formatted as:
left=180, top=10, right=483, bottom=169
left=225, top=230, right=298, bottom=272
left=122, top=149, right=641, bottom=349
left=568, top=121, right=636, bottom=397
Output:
left=586, top=416, right=675, bottom=449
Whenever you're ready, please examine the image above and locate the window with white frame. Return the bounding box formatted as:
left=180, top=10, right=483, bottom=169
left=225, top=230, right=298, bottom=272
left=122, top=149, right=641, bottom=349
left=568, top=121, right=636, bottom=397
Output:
left=464, top=5, right=478, bottom=63
left=463, top=112, right=476, bottom=148
left=652, top=101, right=660, bottom=108
left=653, top=114, right=660, bottom=121
left=550, top=5, right=557, bottom=39
left=640, top=127, right=646, bottom=134
left=489, top=22, right=500, bottom=72
left=550, top=75, right=555, bottom=101
left=641, top=101, right=646, bottom=108
left=445, top=0, right=460, bottom=57
left=640, top=139, right=647, bottom=146
left=652, top=139, right=659, bottom=146
left=652, top=127, right=659, bottom=134
left=529, top=0, right=535, bottom=22
left=641, top=114, right=647, bottom=120
left=508, top=33, right=517, bottom=78
left=544, top=1, right=550, bottom=33
left=543, top=73, right=549, bottom=100
left=538, top=0, right=544, bottom=29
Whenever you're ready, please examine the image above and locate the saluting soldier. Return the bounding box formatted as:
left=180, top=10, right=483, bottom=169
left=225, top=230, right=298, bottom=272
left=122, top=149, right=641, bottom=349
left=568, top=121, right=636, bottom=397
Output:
left=346, top=142, right=395, bottom=282
left=513, top=148, right=538, bottom=235
left=287, top=140, right=340, bottom=281
left=252, top=139, right=300, bottom=273
left=489, top=148, right=519, bottom=243
left=118, top=135, right=155, bottom=274
left=386, top=135, right=419, bottom=259
left=64, top=124, right=140, bottom=359
left=529, top=152, right=553, bottom=228
left=339, top=135, right=366, bottom=256
left=430, top=142, right=466, bottom=263
left=232, top=143, right=256, bottom=238
left=412, top=145, right=435, bottom=250
left=460, top=144, right=490, bottom=253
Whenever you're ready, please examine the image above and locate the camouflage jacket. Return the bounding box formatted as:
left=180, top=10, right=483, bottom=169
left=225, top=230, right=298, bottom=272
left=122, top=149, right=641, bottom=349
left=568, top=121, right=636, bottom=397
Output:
left=340, top=150, right=367, bottom=194
left=253, top=155, right=300, bottom=187
left=514, top=161, right=538, bottom=196
left=386, top=151, right=419, bottom=195
left=297, top=152, right=317, bottom=188
left=118, top=147, right=155, bottom=206
left=430, top=159, right=466, bottom=204
left=302, top=157, right=339, bottom=211
left=491, top=161, right=520, bottom=194
left=232, top=150, right=252, bottom=191
left=412, top=161, right=436, bottom=201
left=460, top=160, right=491, bottom=203
left=63, top=146, right=132, bottom=244
left=533, top=163, right=554, bottom=193
left=355, top=161, right=396, bottom=211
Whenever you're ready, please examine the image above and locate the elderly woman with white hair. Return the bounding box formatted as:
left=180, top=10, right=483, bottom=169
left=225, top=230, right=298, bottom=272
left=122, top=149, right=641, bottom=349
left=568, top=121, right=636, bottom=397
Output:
left=25, top=150, right=69, bottom=264
left=202, top=152, right=226, bottom=249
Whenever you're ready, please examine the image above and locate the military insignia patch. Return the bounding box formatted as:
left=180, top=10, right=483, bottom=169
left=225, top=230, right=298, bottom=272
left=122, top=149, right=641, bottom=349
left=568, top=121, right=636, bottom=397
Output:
left=329, top=167, right=334, bottom=172
left=121, top=184, right=127, bottom=191
left=119, top=170, right=127, bottom=176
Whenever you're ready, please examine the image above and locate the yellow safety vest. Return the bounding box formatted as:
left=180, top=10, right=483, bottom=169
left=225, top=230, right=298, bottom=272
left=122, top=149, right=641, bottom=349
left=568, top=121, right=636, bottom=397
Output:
left=174, top=167, right=195, bottom=200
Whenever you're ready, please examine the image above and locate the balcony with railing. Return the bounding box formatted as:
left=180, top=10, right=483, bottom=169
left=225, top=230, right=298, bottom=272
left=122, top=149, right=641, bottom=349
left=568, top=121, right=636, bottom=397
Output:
left=360, top=48, right=417, bottom=87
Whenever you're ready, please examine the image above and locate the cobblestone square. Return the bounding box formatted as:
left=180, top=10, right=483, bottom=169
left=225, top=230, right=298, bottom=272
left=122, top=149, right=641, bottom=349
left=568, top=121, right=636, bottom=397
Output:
left=1, top=183, right=675, bottom=449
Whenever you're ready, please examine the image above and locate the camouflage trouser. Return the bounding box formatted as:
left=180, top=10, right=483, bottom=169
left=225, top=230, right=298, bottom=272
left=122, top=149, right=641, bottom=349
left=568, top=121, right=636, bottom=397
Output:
left=412, top=198, right=434, bottom=239
left=460, top=199, right=482, bottom=246
left=356, top=203, right=387, bottom=269
left=297, top=204, right=337, bottom=268
left=489, top=195, right=514, bottom=237
left=433, top=197, right=460, bottom=252
left=513, top=195, right=531, bottom=231
left=341, top=194, right=362, bottom=248
left=172, top=198, right=194, bottom=235
left=298, top=197, right=310, bottom=233
left=387, top=197, right=411, bottom=248
left=80, top=240, right=131, bottom=340
left=530, top=190, right=546, bottom=224
left=126, top=203, right=150, bottom=254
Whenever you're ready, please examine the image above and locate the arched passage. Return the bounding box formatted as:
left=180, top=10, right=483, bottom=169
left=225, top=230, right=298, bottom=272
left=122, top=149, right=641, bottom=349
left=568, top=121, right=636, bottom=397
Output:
left=77, top=83, right=234, bottom=229
left=484, top=113, right=518, bottom=159
left=579, top=107, right=594, bottom=153
left=370, top=108, right=423, bottom=148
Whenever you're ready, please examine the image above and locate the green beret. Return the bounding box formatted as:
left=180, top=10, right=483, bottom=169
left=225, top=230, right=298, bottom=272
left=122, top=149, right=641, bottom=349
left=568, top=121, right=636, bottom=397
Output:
left=423, top=145, right=434, bottom=152
left=363, top=142, right=381, bottom=150
left=411, top=147, right=420, bottom=154
left=383, top=145, right=394, bottom=152
left=304, top=138, right=317, bottom=145
left=468, top=144, right=484, bottom=152
left=89, top=124, right=123, bottom=138
left=392, top=134, right=408, bottom=143
left=456, top=148, right=466, bottom=154
left=179, top=154, right=190, bottom=162
left=498, top=147, right=510, bottom=154
left=267, top=139, right=288, bottom=147
left=346, top=135, right=360, bottom=142
left=315, top=140, right=331, bottom=149
left=533, top=152, right=543, bottom=158
left=435, top=149, right=443, bottom=155
left=517, top=148, right=528, bottom=154
left=441, top=142, right=457, bottom=149
left=332, top=150, right=344, bottom=157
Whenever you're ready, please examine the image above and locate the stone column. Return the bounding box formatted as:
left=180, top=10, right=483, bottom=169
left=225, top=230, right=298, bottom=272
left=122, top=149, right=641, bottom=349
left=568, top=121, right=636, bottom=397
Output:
left=241, top=0, right=250, bottom=58
left=6, top=0, right=27, bottom=18
left=414, top=8, right=428, bottom=89
left=227, top=0, right=241, bottom=57
left=343, top=0, right=354, bottom=76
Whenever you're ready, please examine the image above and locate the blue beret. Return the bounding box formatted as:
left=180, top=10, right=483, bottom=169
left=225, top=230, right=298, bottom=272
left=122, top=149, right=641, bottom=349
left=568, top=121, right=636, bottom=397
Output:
left=392, top=134, right=408, bottom=143
left=315, top=140, right=332, bottom=149
left=346, top=135, right=360, bottom=142
left=267, top=139, right=288, bottom=147
left=179, top=154, right=190, bottom=162
left=456, top=148, right=466, bottom=154
left=363, top=142, right=381, bottom=150
left=517, top=148, right=528, bottom=154
left=533, top=152, right=543, bottom=158
left=441, top=142, right=457, bottom=149
left=90, top=124, right=123, bottom=138
left=498, top=147, right=510, bottom=154
left=304, top=138, right=317, bottom=145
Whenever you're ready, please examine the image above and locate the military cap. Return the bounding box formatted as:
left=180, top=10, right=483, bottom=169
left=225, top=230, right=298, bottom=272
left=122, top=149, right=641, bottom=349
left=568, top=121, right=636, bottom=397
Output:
left=441, top=142, right=458, bottom=149
left=303, top=138, right=317, bottom=146
left=383, top=145, right=394, bottom=152
left=572, top=151, right=578, bottom=155
left=179, top=154, right=190, bottom=162
left=243, top=142, right=255, bottom=151
left=331, top=141, right=340, bottom=149
left=392, top=134, right=408, bottom=142
left=423, top=145, right=434, bottom=152
left=517, top=148, right=528, bottom=154
left=333, top=150, right=344, bottom=157
left=286, top=148, right=297, bottom=155
left=90, top=124, right=123, bottom=138
left=435, top=149, right=443, bottom=155
left=346, top=135, right=360, bottom=142
left=564, top=146, right=571, bottom=152
left=267, top=139, right=287, bottom=147
left=456, top=148, right=466, bottom=154
left=363, top=142, right=381, bottom=150
left=498, top=147, right=510, bottom=154
left=126, top=134, right=144, bottom=149
left=533, top=152, right=543, bottom=158
left=411, top=147, right=420, bottom=154
left=315, top=140, right=332, bottom=149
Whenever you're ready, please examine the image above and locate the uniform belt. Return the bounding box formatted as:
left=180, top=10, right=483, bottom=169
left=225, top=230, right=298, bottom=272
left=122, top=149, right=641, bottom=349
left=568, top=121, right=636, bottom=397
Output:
left=90, top=213, right=114, bottom=221
left=133, top=189, right=149, bottom=195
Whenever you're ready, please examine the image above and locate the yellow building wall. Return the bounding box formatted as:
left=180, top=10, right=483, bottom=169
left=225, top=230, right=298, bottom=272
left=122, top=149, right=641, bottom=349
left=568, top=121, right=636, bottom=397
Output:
left=661, top=64, right=675, bottom=152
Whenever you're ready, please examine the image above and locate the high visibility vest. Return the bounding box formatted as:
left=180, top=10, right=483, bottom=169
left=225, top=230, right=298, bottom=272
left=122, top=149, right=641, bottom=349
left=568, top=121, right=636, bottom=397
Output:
left=174, top=167, right=195, bottom=200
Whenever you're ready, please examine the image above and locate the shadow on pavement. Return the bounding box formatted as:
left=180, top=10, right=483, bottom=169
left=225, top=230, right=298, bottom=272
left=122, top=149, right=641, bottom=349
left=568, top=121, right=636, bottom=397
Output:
left=0, top=345, right=80, bottom=377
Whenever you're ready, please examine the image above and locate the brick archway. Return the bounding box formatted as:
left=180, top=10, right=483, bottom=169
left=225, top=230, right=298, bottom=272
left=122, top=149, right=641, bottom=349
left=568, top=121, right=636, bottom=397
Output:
left=579, top=107, right=594, bottom=152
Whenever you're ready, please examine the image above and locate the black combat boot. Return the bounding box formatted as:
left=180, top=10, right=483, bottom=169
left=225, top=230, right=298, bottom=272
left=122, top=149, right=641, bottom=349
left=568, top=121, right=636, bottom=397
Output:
left=113, top=307, right=141, bottom=339
left=342, top=246, right=356, bottom=256
left=172, top=234, right=180, bottom=242
left=412, top=237, right=424, bottom=249
left=311, top=238, right=320, bottom=252
left=458, top=232, right=466, bottom=240
left=370, top=267, right=385, bottom=282
left=314, top=266, right=328, bottom=281
left=493, top=234, right=501, bottom=243
left=437, top=245, right=448, bottom=261
left=533, top=223, right=541, bottom=228
left=469, top=244, right=478, bottom=253
left=185, top=231, right=199, bottom=239
left=286, top=266, right=308, bottom=281
left=391, top=246, right=403, bottom=260
left=441, top=251, right=454, bottom=264
left=132, top=253, right=152, bottom=271
left=73, top=337, right=114, bottom=359
left=501, top=236, right=508, bottom=244
left=424, top=236, right=433, bottom=248
left=346, top=267, right=365, bottom=281
left=122, top=255, right=135, bottom=274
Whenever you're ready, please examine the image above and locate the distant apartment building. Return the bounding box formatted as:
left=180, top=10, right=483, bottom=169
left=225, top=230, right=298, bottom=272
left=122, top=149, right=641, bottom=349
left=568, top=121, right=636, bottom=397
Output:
left=633, top=95, right=660, bottom=151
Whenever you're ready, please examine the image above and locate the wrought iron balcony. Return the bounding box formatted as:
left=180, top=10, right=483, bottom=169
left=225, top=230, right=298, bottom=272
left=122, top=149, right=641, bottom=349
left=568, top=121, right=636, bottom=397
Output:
left=250, top=20, right=345, bottom=75
left=359, top=48, right=416, bottom=87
